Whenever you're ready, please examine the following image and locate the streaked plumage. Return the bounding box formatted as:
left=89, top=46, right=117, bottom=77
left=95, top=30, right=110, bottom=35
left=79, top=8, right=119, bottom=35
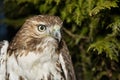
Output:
left=0, top=40, right=8, bottom=80
left=0, top=15, right=76, bottom=80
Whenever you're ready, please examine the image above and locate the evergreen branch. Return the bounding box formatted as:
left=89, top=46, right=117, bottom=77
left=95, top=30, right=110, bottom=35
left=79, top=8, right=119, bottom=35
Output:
left=88, top=37, right=119, bottom=61
left=89, top=1, right=118, bottom=16
left=107, top=16, right=120, bottom=36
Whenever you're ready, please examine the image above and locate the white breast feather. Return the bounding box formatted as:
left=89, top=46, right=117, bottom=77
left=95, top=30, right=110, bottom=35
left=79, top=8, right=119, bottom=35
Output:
left=59, top=53, right=68, bottom=80
left=7, top=38, right=64, bottom=80
left=0, top=40, right=9, bottom=80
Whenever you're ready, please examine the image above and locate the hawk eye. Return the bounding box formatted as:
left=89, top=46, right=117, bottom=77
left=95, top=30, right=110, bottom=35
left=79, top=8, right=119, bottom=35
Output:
left=38, top=24, right=46, bottom=32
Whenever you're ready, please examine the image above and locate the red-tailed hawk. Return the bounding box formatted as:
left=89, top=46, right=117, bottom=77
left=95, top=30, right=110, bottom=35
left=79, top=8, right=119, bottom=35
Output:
left=0, top=15, right=76, bottom=80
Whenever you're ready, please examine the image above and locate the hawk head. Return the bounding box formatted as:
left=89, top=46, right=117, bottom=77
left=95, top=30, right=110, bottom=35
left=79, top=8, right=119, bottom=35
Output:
left=8, top=15, right=63, bottom=56
left=25, top=15, right=63, bottom=42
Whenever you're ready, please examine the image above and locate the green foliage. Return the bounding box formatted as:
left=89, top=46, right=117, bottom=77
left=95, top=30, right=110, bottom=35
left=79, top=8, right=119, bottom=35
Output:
left=108, top=16, right=120, bottom=36
left=89, top=0, right=118, bottom=16
left=88, top=37, right=120, bottom=61
left=3, top=0, right=120, bottom=80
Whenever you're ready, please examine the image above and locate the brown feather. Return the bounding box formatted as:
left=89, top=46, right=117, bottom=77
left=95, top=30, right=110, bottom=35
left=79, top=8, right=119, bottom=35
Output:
left=60, top=40, right=76, bottom=80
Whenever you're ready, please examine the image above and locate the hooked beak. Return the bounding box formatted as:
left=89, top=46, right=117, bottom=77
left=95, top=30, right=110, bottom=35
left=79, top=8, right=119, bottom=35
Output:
left=52, top=25, right=61, bottom=42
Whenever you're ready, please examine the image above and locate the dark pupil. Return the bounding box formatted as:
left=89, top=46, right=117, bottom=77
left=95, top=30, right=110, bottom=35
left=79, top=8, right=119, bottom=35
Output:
left=40, top=25, right=44, bottom=30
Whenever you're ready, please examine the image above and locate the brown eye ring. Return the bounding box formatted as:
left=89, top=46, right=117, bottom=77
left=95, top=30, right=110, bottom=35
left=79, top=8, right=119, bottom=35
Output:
left=38, top=24, right=46, bottom=32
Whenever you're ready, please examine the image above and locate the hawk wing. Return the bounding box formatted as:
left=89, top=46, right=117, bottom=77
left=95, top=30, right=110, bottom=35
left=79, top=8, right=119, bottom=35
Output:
left=0, top=40, right=9, bottom=80
left=59, top=40, right=76, bottom=80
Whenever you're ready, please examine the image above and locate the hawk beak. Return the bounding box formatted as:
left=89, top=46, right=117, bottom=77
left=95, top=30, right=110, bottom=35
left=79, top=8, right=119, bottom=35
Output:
left=53, top=25, right=61, bottom=42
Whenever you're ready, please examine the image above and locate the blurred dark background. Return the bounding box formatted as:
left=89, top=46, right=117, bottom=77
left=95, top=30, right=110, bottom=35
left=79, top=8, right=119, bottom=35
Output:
left=0, top=0, right=120, bottom=80
left=0, top=0, right=7, bottom=40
